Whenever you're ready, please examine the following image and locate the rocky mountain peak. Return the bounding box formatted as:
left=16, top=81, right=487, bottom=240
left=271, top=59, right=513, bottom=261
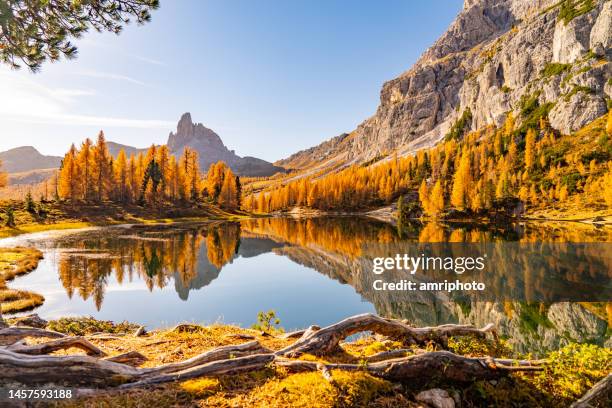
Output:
left=165, top=113, right=284, bottom=177
left=167, top=112, right=225, bottom=153
left=281, top=0, right=610, bottom=171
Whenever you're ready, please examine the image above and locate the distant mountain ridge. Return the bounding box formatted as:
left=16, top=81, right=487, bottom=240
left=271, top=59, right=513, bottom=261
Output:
left=0, top=146, right=62, bottom=173
left=0, top=113, right=284, bottom=178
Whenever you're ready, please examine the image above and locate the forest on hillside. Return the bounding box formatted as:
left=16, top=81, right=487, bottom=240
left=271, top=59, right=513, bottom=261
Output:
left=243, top=113, right=612, bottom=219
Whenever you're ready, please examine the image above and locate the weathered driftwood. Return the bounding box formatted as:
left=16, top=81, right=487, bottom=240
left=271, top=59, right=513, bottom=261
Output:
left=0, top=326, right=65, bottom=346
left=0, top=348, right=141, bottom=386
left=366, top=348, right=414, bottom=362
left=133, top=326, right=147, bottom=337
left=0, top=313, right=543, bottom=391
left=276, top=313, right=495, bottom=357
left=570, top=374, right=612, bottom=408
left=280, top=325, right=321, bottom=339
left=139, top=340, right=271, bottom=377
left=6, top=336, right=106, bottom=356
left=119, top=354, right=276, bottom=389
left=277, top=351, right=542, bottom=384
left=103, top=351, right=148, bottom=367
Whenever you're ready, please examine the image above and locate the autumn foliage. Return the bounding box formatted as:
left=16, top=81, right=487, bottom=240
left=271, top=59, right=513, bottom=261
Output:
left=244, top=113, right=612, bottom=217
left=57, top=132, right=241, bottom=209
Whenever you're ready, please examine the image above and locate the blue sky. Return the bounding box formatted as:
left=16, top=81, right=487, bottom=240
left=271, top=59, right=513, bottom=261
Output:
left=0, top=0, right=462, bottom=162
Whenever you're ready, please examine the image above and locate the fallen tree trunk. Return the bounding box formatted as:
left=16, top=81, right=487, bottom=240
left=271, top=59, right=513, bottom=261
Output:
left=103, top=351, right=147, bottom=367
left=6, top=336, right=106, bottom=356
left=570, top=374, right=612, bottom=408
left=0, top=326, right=65, bottom=346
left=276, top=313, right=495, bottom=357
left=0, top=348, right=140, bottom=387
left=139, top=340, right=271, bottom=377
left=119, top=354, right=276, bottom=389
left=0, top=313, right=542, bottom=391
left=276, top=351, right=543, bottom=384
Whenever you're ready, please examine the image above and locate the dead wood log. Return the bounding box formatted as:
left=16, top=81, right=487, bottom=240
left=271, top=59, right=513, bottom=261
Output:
left=133, top=326, right=147, bottom=337
left=104, top=351, right=148, bottom=367
left=366, top=348, right=413, bottom=362
left=276, top=313, right=495, bottom=357
left=280, top=325, right=320, bottom=339
left=0, top=348, right=140, bottom=386
left=139, top=340, right=271, bottom=377
left=0, top=340, right=269, bottom=387
left=317, top=362, right=334, bottom=383
left=570, top=374, right=612, bottom=408
left=276, top=351, right=543, bottom=384
left=0, top=314, right=542, bottom=392
left=0, top=326, right=65, bottom=346
left=5, top=336, right=106, bottom=356
left=119, top=354, right=276, bottom=389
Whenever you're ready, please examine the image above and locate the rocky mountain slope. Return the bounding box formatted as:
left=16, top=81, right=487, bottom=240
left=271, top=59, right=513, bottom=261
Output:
left=168, top=113, right=284, bottom=177
left=0, top=146, right=61, bottom=173
left=279, top=0, right=611, bottom=171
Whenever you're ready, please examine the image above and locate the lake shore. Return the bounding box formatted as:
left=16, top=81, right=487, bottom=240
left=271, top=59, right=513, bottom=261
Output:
left=1, top=313, right=609, bottom=407
left=0, top=247, right=45, bottom=314
left=0, top=200, right=253, bottom=239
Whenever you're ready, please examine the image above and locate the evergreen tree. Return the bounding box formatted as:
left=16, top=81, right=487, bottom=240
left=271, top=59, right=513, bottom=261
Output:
left=0, top=0, right=159, bottom=72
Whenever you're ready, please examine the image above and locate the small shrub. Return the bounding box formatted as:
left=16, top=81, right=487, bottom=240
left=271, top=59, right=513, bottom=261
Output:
left=251, top=309, right=282, bottom=333
left=4, top=207, right=15, bottom=227
left=540, top=62, right=571, bottom=78
left=558, top=0, right=595, bottom=25
left=564, top=84, right=594, bottom=101
left=25, top=191, right=36, bottom=214
left=47, top=316, right=140, bottom=335
left=445, top=108, right=473, bottom=141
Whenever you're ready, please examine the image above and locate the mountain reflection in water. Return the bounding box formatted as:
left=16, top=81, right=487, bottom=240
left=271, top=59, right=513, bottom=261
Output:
left=6, top=217, right=611, bottom=355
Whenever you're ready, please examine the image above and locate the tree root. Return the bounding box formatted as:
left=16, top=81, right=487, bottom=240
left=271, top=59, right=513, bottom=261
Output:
left=570, top=374, right=611, bottom=408
left=103, top=351, right=148, bottom=367
left=276, top=313, right=496, bottom=357
left=0, top=326, right=65, bottom=346
left=6, top=336, right=106, bottom=356
left=139, top=340, right=271, bottom=377
left=277, top=351, right=542, bottom=384
left=0, top=313, right=543, bottom=391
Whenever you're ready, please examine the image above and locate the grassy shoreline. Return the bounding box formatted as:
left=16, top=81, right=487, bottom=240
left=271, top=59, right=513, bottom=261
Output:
left=3, top=315, right=609, bottom=407
left=0, top=200, right=255, bottom=239
left=0, top=247, right=44, bottom=314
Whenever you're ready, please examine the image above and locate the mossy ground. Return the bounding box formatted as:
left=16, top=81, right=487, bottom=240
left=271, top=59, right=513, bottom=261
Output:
left=10, top=317, right=604, bottom=407
left=0, top=247, right=44, bottom=313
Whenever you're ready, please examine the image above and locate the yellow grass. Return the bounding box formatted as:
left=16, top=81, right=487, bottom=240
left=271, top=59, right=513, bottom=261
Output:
left=0, top=247, right=44, bottom=314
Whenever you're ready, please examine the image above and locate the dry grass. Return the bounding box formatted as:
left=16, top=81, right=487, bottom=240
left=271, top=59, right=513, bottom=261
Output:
left=2, top=317, right=601, bottom=407
left=0, top=247, right=44, bottom=314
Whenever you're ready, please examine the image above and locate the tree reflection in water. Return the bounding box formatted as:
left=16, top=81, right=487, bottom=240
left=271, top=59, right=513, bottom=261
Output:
left=50, top=217, right=611, bottom=354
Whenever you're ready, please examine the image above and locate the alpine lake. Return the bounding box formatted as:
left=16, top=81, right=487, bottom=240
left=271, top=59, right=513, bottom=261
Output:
left=2, top=216, right=611, bottom=356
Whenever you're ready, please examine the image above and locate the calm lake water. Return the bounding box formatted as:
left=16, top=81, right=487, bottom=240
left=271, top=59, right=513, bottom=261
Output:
left=2, top=217, right=611, bottom=354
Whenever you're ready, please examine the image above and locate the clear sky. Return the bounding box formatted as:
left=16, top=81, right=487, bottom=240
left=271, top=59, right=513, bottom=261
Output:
left=0, top=0, right=462, bottom=162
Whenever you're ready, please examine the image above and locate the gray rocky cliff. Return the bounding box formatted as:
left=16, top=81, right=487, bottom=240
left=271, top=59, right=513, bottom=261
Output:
left=281, top=0, right=611, bottom=169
